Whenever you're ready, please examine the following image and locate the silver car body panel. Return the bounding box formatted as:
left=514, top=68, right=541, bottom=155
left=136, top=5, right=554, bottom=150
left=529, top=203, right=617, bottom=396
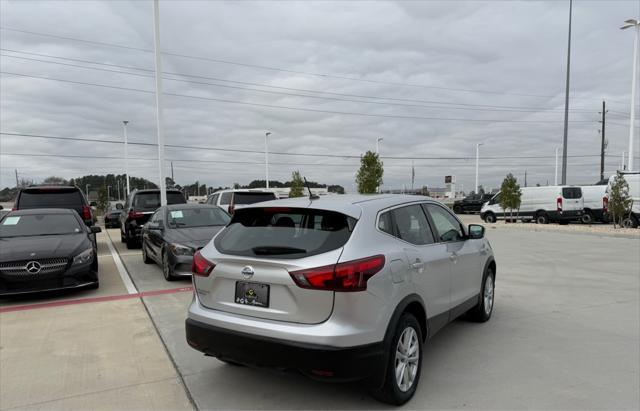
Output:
left=189, top=194, right=493, bottom=348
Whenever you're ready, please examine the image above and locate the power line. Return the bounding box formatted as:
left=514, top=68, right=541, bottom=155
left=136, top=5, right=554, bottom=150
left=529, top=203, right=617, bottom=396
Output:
left=0, top=71, right=598, bottom=124
left=0, top=49, right=601, bottom=114
left=0, top=26, right=608, bottom=101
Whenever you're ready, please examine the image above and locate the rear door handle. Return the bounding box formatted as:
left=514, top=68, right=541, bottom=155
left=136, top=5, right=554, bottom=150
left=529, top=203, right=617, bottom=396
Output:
left=449, top=252, right=458, bottom=262
left=411, top=261, right=424, bottom=269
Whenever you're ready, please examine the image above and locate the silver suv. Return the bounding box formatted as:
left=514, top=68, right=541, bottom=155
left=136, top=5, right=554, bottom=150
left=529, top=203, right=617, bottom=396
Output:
left=186, top=195, right=496, bottom=404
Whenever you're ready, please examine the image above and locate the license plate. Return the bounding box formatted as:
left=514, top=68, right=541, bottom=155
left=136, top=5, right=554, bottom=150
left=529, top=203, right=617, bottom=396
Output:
left=235, top=281, right=269, bottom=308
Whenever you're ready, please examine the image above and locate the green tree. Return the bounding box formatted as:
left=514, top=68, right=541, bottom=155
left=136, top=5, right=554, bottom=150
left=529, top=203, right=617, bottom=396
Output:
left=356, top=151, right=383, bottom=194
left=327, top=185, right=345, bottom=194
left=499, top=173, right=522, bottom=223
left=43, top=176, right=68, bottom=185
left=96, top=186, right=108, bottom=214
left=421, top=186, right=430, bottom=197
left=289, top=171, right=305, bottom=198
left=609, top=173, right=633, bottom=228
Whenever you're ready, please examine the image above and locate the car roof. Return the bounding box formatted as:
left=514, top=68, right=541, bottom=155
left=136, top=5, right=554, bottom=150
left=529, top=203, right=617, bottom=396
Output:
left=22, top=185, right=80, bottom=192
left=164, top=203, right=222, bottom=211
left=132, top=188, right=183, bottom=194
left=7, top=208, right=76, bottom=216
left=209, top=189, right=275, bottom=195
left=239, top=194, right=435, bottom=219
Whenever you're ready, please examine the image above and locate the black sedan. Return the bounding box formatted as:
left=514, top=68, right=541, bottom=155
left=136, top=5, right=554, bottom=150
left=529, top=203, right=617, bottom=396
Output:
left=0, top=208, right=101, bottom=296
left=141, top=204, right=230, bottom=281
left=104, top=205, right=122, bottom=228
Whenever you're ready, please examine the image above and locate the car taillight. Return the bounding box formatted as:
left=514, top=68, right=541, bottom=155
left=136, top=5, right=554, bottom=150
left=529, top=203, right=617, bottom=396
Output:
left=82, top=205, right=91, bottom=220
left=192, top=250, right=215, bottom=277
left=603, top=196, right=608, bottom=213
left=557, top=197, right=563, bottom=212
left=128, top=210, right=144, bottom=219
left=11, top=207, right=17, bottom=211
left=289, top=255, right=385, bottom=292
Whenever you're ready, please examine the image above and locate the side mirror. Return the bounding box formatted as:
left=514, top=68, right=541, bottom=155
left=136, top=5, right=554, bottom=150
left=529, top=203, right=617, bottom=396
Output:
left=468, top=224, right=485, bottom=239
left=90, top=226, right=102, bottom=234
left=115, top=203, right=123, bottom=210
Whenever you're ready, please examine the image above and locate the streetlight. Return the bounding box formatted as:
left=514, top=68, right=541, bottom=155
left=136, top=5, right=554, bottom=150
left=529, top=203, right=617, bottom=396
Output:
left=85, top=184, right=90, bottom=199
left=621, top=18, right=639, bottom=172
left=153, top=0, right=168, bottom=207
left=265, top=132, right=271, bottom=189
left=376, top=137, right=383, bottom=155
left=123, top=121, right=130, bottom=195
left=107, top=186, right=112, bottom=206
left=475, top=143, right=484, bottom=193
left=555, top=147, right=560, bottom=185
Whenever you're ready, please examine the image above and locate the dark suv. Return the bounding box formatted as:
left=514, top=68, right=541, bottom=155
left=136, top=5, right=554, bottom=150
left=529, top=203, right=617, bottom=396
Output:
left=119, top=189, right=187, bottom=248
left=453, top=194, right=494, bottom=214
left=13, top=186, right=94, bottom=226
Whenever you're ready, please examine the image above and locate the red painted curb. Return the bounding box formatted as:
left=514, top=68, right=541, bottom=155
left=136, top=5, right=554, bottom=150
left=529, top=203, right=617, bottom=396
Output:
left=0, top=286, right=193, bottom=313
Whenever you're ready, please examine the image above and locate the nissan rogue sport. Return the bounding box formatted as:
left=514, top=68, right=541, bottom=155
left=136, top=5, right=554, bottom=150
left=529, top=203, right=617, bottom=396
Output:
left=186, top=195, right=496, bottom=404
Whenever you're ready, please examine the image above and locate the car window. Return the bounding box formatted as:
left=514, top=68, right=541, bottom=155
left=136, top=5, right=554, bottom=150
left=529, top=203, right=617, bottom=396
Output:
left=18, top=189, right=83, bottom=208
left=390, top=205, right=434, bottom=245
left=0, top=213, right=82, bottom=237
left=377, top=211, right=394, bottom=235
left=233, top=192, right=277, bottom=205
left=133, top=192, right=186, bottom=210
left=167, top=207, right=231, bottom=228
left=562, top=187, right=582, bottom=199
left=220, top=192, right=232, bottom=204
left=208, top=194, right=219, bottom=205
left=215, top=207, right=356, bottom=259
left=424, top=204, right=464, bottom=242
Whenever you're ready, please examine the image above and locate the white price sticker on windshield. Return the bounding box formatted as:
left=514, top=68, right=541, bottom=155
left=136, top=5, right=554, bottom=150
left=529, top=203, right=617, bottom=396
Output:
left=170, top=211, right=184, bottom=218
left=2, top=216, right=20, bottom=225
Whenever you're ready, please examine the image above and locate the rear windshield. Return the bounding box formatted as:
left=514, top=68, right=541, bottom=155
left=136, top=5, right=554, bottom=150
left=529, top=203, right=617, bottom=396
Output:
left=214, top=207, right=356, bottom=259
left=133, top=192, right=186, bottom=210
left=18, top=190, right=83, bottom=209
left=167, top=208, right=230, bottom=228
left=233, top=192, right=276, bottom=205
left=0, top=214, right=82, bottom=237
left=562, top=187, right=582, bottom=199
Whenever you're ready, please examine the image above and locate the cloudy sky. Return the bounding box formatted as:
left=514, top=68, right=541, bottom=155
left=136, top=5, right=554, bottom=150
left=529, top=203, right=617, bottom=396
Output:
left=1, top=0, right=638, bottom=193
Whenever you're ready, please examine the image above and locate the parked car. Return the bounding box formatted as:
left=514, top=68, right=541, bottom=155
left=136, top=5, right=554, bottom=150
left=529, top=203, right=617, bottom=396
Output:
left=579, top=184, right=608, bottom=224
left=452, top=193, right=493, bottom=214
left=0, top=206, right=8, bottom=221
left=141, top=204, right=230, bottom=281
left=604, top=171, right=640, bottom=228
left=13, top=185, right=94, bottom=226
left=206, top=189, right=277, bottom=214
left=119, top=189, right=187, bottom=249
left=0, top=208, right=101, bottom=296
left=186, top=195, right=496, bottom=405
left=103, top=204, right=123, bottom=228
left=480, top=186, right=584, bottom=224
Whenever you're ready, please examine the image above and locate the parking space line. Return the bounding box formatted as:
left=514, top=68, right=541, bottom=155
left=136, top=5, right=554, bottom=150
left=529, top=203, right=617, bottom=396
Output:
left=104, top=231, right=138, bottom=294
left=0, top=286, right=193, bottom=313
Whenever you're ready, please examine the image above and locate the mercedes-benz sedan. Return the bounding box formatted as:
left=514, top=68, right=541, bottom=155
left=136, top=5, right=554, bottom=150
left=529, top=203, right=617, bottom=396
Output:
left=186, top=195, right=496, bottom=405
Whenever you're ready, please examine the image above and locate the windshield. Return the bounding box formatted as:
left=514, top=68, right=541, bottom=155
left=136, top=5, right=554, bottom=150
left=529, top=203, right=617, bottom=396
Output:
left=167, top=208, right=230, bottom=228
left=0, top=214, right=83, bottom=237
left=133, top=192, right=186, bottom=210
left=233, top=192, right=276, bottom=205
left=19, top=189, right=83, bottom=209
left=215, top=207, right=355, bottom=259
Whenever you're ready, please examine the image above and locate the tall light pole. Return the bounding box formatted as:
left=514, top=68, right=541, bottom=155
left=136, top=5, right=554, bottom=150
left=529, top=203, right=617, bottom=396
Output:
left=376, top=137, right=383, bottom=155
left=107, top=186, right=112, bottom=205
left=475, top=143, right=483, bottom=193
left=153, top=0, right=168, bottom=206
left=555, top=147, right=559, bottom=185
left=265, top=132, right=271, bottom=189
left=85, top=184, right=90, bottom=199
left=622, top=18, right=639, bottom=172
left=561, top=0, right=573, bottom=185
left=123, top=121, right=130, bottom=195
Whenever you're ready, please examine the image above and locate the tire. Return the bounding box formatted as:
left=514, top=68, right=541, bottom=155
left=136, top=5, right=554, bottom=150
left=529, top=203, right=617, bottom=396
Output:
left=125, top=231, right=137, bottom=249
left=536, top=212, right=549, bottom=225
left=372, top=313, right=423, bottom=405
left=453, top=205, right=463, bottom=214
left=142, top=241, right=154, bottom=264
left=622, top=216, right=639, bottom=228
left=162, top=250, right=177, bottom=281
left=467, top=268, right=495, bottom=323
left=120, top=229, right=126, bottom=243
left=86, top=281, right=100, bottom=290
left=581, top=212, right=593, bottom=224
left=484, top=212, right=496, bottom=224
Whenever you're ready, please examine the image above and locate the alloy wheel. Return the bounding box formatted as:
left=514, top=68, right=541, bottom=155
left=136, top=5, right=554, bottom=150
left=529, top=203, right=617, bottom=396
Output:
left=394, top=326, right=420, bottom=392
left=484, top=275, right=494, bottom=315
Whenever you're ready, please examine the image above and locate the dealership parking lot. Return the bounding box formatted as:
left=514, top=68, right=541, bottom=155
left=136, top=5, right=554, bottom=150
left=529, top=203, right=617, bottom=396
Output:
left=1, top=225, right=639, bottom=410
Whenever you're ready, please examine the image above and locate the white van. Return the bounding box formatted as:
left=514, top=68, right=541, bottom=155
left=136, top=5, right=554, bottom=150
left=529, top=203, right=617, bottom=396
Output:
left=205, top=189, right=277, bottom=214
left=579, top=185, right=608, bottom=224
left=480, top=186, right=584, bottom=224
left=604, top=172, right=640, bottom=228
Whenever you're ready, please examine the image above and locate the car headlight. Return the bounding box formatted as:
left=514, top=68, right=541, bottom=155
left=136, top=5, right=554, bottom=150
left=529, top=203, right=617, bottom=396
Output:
left=169, top=243, right=195, bottom=256
left=73, top=248, right=94, bottom=265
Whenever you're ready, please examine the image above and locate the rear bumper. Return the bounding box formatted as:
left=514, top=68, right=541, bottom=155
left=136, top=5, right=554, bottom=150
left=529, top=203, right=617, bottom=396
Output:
left=185, top=318, right=385, bottom=382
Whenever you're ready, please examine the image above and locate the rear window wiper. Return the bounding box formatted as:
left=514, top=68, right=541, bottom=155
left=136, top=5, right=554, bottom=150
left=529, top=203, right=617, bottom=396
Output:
left=252, top=246, right=306, bottom=255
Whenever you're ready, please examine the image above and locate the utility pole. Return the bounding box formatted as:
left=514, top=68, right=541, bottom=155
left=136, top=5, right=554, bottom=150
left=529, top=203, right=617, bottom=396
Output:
left=555, top=147, right=559, bottom=185
left=524, top=170, right=528, bottom=187
left=123, top=120, right=130, bottom=195
left=14, top=169, right=18, bottom=188
left=153, top=0, right=167, bottom=206
left=561, top=0, right=573, bottom=185
left=265, top=132, right=271, bottom=189
left=475, top=143, right=483, bottom=193
left=171, top=161, right=174, bottom=183
left=621, top=19, right=640, bottom=171
left=599, top=101, right=608, bottom=181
